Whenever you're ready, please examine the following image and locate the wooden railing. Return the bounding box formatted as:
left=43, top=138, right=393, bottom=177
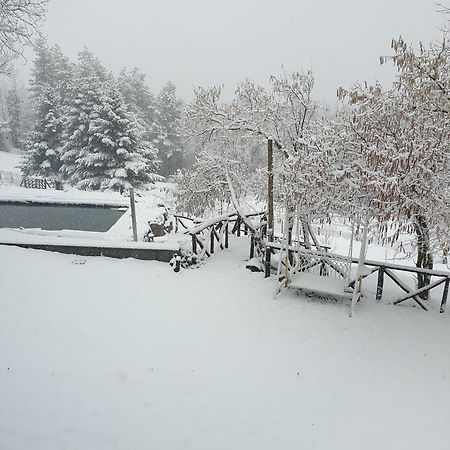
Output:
left=185, top=211, right=266, bottom=259
left=263, top=242, right=450, bottom=313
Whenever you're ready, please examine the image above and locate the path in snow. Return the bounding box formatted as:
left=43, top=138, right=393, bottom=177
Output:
left=1, top=239, right=450, bottom=450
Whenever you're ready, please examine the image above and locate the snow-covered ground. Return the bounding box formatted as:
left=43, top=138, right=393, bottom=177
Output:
left=0, top=150, right=22, bottom=174
left=1, top=238, right=450, bottom=450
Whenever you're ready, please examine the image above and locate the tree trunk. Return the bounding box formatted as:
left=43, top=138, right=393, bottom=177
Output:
left=414, top=215, right=433, bottom=300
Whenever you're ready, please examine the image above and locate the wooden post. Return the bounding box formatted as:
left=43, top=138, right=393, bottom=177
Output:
left=320, top=259, right=326, bottom=276
left=376, top=267, right=384, bottom=302
left=192, top=234, right=197, bottom=254
left=210, top=228, right=215, bottom=254
left=441, top=278, right=450, bottom=313
left=237, top=217, right=241, bottom=237
left=268, top=139, right=274, bottom=243
left=265, top=247, right=272, bottom=278
left=351, top=214, right=369, bottom=316
left=225, top=223, right=229, bottom=249
left=129, top=187, right=138, bottom=242
left=250, top=235, right=255, bottom=259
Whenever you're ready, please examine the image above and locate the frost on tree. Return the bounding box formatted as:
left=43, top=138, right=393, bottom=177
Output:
left=181, top=70, right=316, bottom=217
left=60, top=49, right=160, bottom=191
left=117, top=67, right=158, bottom=142
left=176, top=134, right=262, bottom=217
left=22, top=41, right=73, bottom=178
left=154, top=82, right=184, bottom=177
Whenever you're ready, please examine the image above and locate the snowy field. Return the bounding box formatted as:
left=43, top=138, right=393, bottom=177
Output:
left=1, top=238, right=450, bottom=450
left=0, top=150, right=22, bottom=174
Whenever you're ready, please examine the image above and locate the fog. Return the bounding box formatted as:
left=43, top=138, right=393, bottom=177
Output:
left=21, top=0, right=446, bottom=102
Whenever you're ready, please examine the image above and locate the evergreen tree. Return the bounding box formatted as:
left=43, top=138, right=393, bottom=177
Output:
left=117, top=67, right=161, bottom=148
left=118, top=68, right=155, bottom=122
left=61, top=49, right=160, bottom=191
left=154, top=81, right=184, bottom=177
left=21, top=40, right=73, bottom=177
left=6, top=77, right=21, bottom=148
left=59, top=48, right=110, bottom=186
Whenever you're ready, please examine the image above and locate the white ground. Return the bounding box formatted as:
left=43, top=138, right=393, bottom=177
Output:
left=1, top=238, right=450, bottom=450
left=0, top=150, right=22, bottom=174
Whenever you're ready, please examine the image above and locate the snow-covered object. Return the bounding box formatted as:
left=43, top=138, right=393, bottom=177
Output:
left=22, top=42, right=73, bottom=178
left=181, top=70, right=316, bottom=218
left=60, top=49, right=161, bottom=192
left=0, top=228, right=180, bottom=251
left=0, top=185, right=128, bottom=207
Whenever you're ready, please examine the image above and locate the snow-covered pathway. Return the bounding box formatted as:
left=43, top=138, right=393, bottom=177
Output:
left=1, top=239, right=450, bottom=450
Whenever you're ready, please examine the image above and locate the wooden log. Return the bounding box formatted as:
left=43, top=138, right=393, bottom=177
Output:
left=385, top=268, right=428, bottom=311
left=265, top=247, right=271, bottom=278
left=210, top=228, right=215, bottom=254
left=192, top=234, right=197, bottom=254
left=225, top=223, right=229, bottom=249
left=440, top=278, right=450, bottom=313
left=267, top=139, right=274, bottom=242
left=376, top=267, right=384, bottom=302
left=250, top=235, right=255, bottom=259
left=394, top=277, right=446, bottom=305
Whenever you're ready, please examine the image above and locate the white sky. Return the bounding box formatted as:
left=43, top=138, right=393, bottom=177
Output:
left=19, top=0, right=447, bottom=103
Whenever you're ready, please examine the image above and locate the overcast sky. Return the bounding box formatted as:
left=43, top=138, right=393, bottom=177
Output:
left=21, top=0, right=446, bottom=103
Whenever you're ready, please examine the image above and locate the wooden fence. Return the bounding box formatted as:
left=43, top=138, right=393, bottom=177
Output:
left=263, top=242, right=450, bottom=313
left=20, top=177, right=63, bottom=190
left=185, top=212, right=266, bottom=259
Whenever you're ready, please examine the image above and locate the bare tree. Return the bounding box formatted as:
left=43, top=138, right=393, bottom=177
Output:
left=0, top=0, right=48, bottom=74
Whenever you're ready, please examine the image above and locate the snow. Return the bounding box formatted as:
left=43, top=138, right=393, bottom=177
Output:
left=1, top=238, right=450, bottom=449
left=289, top=272, right=352, bottom=298
left=0, top=185, right=129, bottom=207
left=0, top=228, right=180, bottom=251
left=0, top=150, right=22, bottom=174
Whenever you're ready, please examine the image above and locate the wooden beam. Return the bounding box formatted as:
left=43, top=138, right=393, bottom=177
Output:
left=440, top=278, right=450, bottom=313
left=393, top=277, right=446, bottom=305
left=225, top=223, right=229, bottom=249
left=384, top=268, right=428, bottom=311
left=268, top=139, right=274, bottom=243
left=250, top=235, right=255, bottom=259
left=376, top=267, right=384, bottom=302
left=265, top=247, right=271, bottom=278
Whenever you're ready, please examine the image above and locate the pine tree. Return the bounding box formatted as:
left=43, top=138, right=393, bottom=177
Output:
left=118, top=68, right=155, bottom=122
left=6, top=77, right=21, bottom=148
left=154, top=81, right=184, bottom=177
left=61, top=49, right=160, bottom=191
left=117, top=67, right=161, bottom=151
left=59, top=48, right=110, bottom=186
left=21, top=40, right=73, bottom=177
